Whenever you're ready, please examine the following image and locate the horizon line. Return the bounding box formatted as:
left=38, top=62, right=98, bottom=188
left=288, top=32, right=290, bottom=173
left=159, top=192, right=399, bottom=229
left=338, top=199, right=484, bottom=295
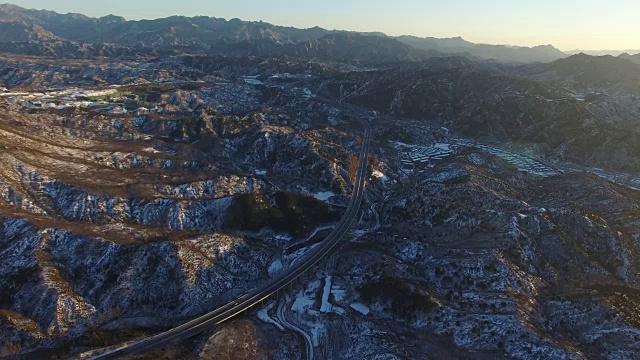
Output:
left=2, top=2, right=639, bottom=53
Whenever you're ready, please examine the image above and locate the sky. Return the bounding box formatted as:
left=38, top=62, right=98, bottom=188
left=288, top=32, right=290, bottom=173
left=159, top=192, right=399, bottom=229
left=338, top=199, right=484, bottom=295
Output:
left=8, top=0, right=640, bottom=51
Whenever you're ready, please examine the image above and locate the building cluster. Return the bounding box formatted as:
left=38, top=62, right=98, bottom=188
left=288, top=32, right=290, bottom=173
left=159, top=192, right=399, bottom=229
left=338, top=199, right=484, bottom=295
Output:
left=395, top=139, right=560, bottom=178
left=395, top=142, right=455, bottom=172
left=1, top=87, right=157, bottom=115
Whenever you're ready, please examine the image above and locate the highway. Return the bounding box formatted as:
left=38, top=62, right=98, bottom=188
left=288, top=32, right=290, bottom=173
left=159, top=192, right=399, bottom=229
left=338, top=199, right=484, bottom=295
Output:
left=90, top=119, right=372, bottom=359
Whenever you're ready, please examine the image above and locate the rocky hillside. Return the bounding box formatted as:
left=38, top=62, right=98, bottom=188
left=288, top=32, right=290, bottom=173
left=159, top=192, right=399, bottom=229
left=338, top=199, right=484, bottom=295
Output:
left=527, top=53, right=640, bottom=93
left=341, top=56, right=640, bottom=173
left=0, top=12, right=640, bottom=358
left=0, top=64, right=370, bottom=356
left=332, top=122, right=640, bottom=359
left=288, top=33, right=435, bottom=63
left=76, top=114, right=640, bottom=360
left=0, top=19, right=59, bottom=42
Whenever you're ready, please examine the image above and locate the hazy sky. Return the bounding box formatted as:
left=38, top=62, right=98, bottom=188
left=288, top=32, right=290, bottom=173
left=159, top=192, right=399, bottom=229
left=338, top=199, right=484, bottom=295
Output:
left=8, top=0, right=640, bottom=51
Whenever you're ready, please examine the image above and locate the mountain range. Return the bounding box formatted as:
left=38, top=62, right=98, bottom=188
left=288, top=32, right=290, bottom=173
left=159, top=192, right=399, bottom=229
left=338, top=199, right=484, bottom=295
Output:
left=396, top=35, right=567, bottom=63
left=1, top=3, right=637, bottom=64
left=3, top=3, right=640, bottom=359
left=566, top=49, right=640, bottom=57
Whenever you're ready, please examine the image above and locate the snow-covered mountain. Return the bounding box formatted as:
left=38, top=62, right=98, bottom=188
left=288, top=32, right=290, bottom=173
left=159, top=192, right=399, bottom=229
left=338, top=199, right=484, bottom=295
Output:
left=1, top=4, right=640, bottom=360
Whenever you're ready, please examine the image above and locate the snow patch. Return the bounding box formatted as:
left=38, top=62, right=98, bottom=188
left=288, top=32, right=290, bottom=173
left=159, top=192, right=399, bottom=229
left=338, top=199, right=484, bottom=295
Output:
left=143, top=147, right=161, bottom=154
left=268, top=259, right=284, bottom=277
left=243, top=76, right=263, bottom=85
left=291, top=280, right=321, bottom=314
left=309, top=323, right=326, bottom=347
left=314, top=191, right=335, bottom=201
left=320, top=275, right=333, bottom=313
left=331, top=286, right=346, bottom=302
left=275, top=234, right=292, bottom=242
left=372, top=170, right=388, bottom=182
left=350, top=303, right=370, bottom=315
left=399, top=242, right=420, bottom=261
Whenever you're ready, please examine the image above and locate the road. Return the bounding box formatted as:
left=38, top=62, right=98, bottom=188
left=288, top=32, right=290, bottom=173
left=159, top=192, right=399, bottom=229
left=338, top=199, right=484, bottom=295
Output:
left=90, top=119, right=372, bottom=359
left=276, top=296, right=314, bottom=360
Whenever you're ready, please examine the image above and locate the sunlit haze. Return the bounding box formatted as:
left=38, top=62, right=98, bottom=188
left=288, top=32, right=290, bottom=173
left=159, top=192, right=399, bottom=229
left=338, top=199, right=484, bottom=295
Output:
left=8, top=0, right=640, bottom=51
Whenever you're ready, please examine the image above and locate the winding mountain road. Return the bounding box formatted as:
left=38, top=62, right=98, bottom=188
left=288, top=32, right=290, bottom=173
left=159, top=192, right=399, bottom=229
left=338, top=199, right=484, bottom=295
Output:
left=276, top=297, right=314, bottom=360
left=90, top=119, right=372, bottom=359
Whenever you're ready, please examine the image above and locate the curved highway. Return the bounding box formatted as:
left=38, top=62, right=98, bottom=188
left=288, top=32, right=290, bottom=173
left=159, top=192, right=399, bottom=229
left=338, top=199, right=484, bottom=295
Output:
left=90, top=120, right=372, bottom=359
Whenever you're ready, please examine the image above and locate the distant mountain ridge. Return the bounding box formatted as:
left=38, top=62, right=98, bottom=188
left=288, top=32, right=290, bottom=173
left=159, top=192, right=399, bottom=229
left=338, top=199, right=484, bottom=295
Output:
left=517, top=53, right=640, bottom=93
left=0, top=4, right=458, bottom=63
left=203, top=33, right=449, bottom=63
left=288, top=32, right=449, bottom=63
left=619, top=52, right=640, bottom=65
left=1, top=3, right=636, bottom=64
left=566, top=49, right=640, bottom=57
left=0, top=3, right=333, bottom=45
left=396, top=35, right=567, bottom=63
